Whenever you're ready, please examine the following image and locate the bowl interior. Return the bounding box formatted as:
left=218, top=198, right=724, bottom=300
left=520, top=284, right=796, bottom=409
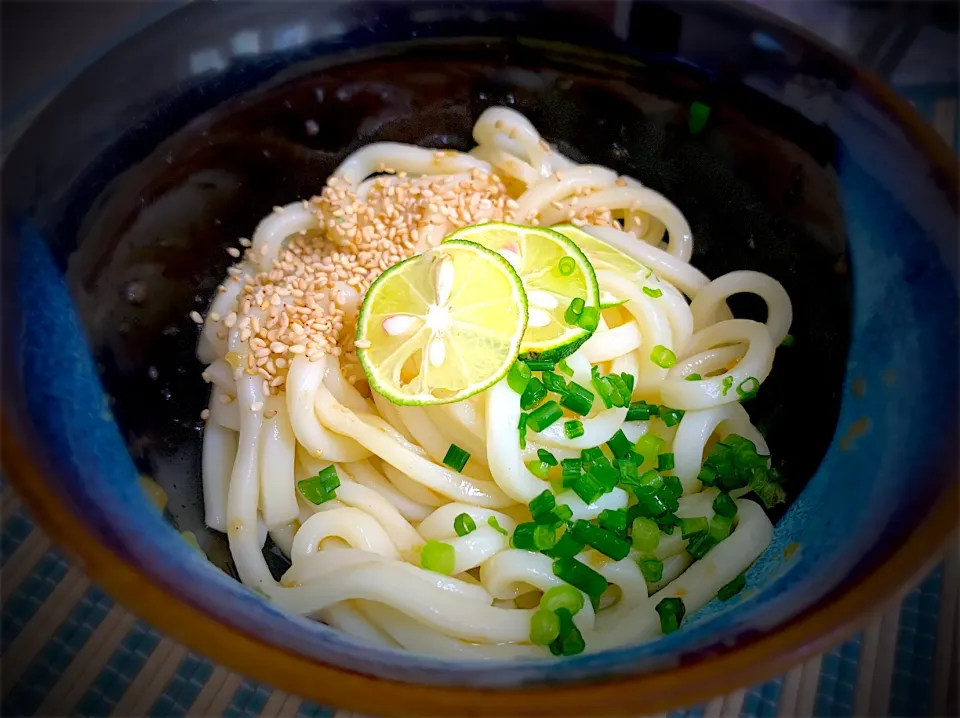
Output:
left=3, top=0, right=957, bottom=690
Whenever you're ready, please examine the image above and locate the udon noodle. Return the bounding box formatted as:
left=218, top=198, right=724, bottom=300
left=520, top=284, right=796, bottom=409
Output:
left=194, top=107, right=790, bottom=657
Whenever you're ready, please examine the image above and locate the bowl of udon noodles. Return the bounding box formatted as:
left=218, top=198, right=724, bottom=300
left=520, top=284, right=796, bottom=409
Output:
left=2, top=1, right=957, bottom=714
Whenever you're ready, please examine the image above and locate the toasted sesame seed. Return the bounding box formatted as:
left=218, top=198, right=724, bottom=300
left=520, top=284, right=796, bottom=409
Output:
left=190, top=311, right=204, bottom=324
left=264, top=409, right=278, bottom=419
left=251, top=401, right=264, bottom=412
left=200, top=409, right=211, bottom=420
left=227, top=247, right=241, bottom=258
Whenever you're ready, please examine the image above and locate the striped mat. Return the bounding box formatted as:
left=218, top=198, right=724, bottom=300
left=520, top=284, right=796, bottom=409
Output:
left=1, top=484, right=957, bottom=717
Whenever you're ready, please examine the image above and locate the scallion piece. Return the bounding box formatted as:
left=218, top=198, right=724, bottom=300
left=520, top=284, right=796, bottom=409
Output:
left=577, top=306, right=600, bottom=331
left=656, top=596, right=686, bottom=634
left=580, top=447, right=604, bottom=464
left=617, top=455, right=639, bottom=483
left=420, top=540, right=455, bottom=575
left=737, top=376, right=760, bottom=401
left=718, top=573, right=746, bottom=601
left=606, top=429, right=632, bottom=459
left=529, top=609, right=561, bottom=645
left=453, top=512, right=476, bottom=537
left=534, top=524, right=558, bottom=550
left=642, top=286, right=663, bottom=298
left=542, top=370, right=567, bottom=395
left=721, top=375, right=734, bottom=396
left=634, top=433, right=665, bottom=463
left=571, top=474, right=604, bottom=504
left=640, top=557, right=664, bottom=583
left=620, top=372, right=635, bottom=395
left=528, top=400, right=563, bottom=431
left=560, top=382, right=594, bottom=415
left=558, top=256, right=576, bottom=276
left=564, top=297, right=585, bottom=325
left=660, top=406, right=685, bottom=427
left=680, top=516, right=709, bottom=539
left=557, top=359, right=574, bottom=377
left=542, top=530, right=586, bottom=559
left=598, top=508, right=628, bottom=538
left=688, top=101, right=711, bottom=135
left=686, top=373, right=702, bottom=381
left=541, top=584, right=585, bottom=615
left=712, top=492, right=737, bottom=518
left=563, top=419, right=585, bottom=439
left=526, top=459, right=552, bottom=479
left=570, top=520, right=631, bottom=560
left=553, top=504, right=573, bottom=523
left=517, top=412, right=528, bottom=449
left=552, top=557, right=609, bottom=608
left=650, top=344, right=677, bottom=368
left=561, top=457, right=583, bottom=477
left=709, top=515, right=733, bottom=542
left=592, top=373, right=614, bottom=409
left=552, top=607, right=586, bottom=656
left=511, top=522, right=538, bottom=550
left=487, top=516, right=508, bottom=536
left=529, top=489, right=556, bottom=519
left=442, top=444, right=471, bottom=473
left=520, top=378, right=547, bottom=410
left=639, top=468, right=664, bottom=491
left=524, top=358, right=556, bottom=372
left=631, top=517, right=661, bottom=551
left=780, top=334, right=795, bottom=347
left=657, top=452, right=675, bottom=471
left=507, top=360, right=532, bottom=395
left=633, top=488, right=669, bottom=517
left=685, top=531, right=717, bottom=559
left=663, top=475, right=683, bottom=499
left=298, top=465, right=341, bottom=505
left=626, top=400, right=660, bottom=421
left=605, top=374, right=631, bottom=407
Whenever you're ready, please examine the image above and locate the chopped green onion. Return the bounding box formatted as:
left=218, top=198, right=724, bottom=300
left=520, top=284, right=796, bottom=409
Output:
left=721, top=376, right=734, bottom=396
left=642, top=286, right=663, bottom=298
left=528, top=400, right=563, bottom=431
left=698, top=463, right=717, bottom=486
left=534, top=524, right=558, bottom=550
left=541, top=370, right=567, bottom=395
left=529, top=489, right=556, bottom=518
left=564, top=419, right=585, bottom=439
left=780, top=334, right=795, bottom=347
left=712, top=492, right=737, bottom=518
left=577, top=306, right=600, bottom=331
left=680, top=516, right=709, bottom=539
left=442, top=444, right=471, bottom=473
left=541, top=584, right=585, bottom=615
left=507, top=361, right=532, bottom=395
left=580, top=447, right=604, bottom=464
left=640, top=557, right=664, bottom=582
left=634, top=433, right=665, bottom=463
left=709, top=515, right=733, bottom=541
left=535, top=450, right=557, bottom=468
left=598, top=508, right=628, bottom=538
left=517, top=412, right=528, bottom=449
left=633, top=487, right=670, bottom=517
left=589, top=463, right=619, bottom=491
left=553, top=504, right=573, bottom=523
left=657, top=512, right=679, bottom=534
left=631, top=517, right=661, bottom=551
left=718, top=573, right=746, bottom=601
left=552, top=557, right=608, bottom=608
left=656, top=596, right=686, bottom=634
left=688, top=101, right=711, bottom=135
left=650, top=345, right=677, bottom=368
left=524, top=359, right=556, bottom=371
left=686, top=373, right=702, bottom=381
left=592, top=373, right=614, bottom=409
left=737, top=376, right=760, bottom=401
left=420, top=540, right=455, bottom=575
left=657, top=453, right=675, bottom=471
left=543, top=530, right=586, bottom=559
left=561, top=457, right=583, bottom=477
left=558, top=256, right=576, bottom=276
left=557, top=359, right=574, bottom=377
left=606, top=430, right=632, bottom=459
left=620, top=372, right=635, bottom=395
left=685, top=531, right=717, bottom=559
left=453, top=513, right=476, bottom=537
left=571, top=474, right=604, bottom=504
left=529, top=609, right=561, bottom=645
left=660, top=406, right=685, bottom=427
left=616, top=455, right=639, bottom=483
left=487, top=516, right=508, bottom=535
left=526, top=459, right=552, bottom=479
left=298, top=466, right=341, bottom=505
left=520, top=378, right=547, bottom=410
left=560, top=382, right=594, bottom=415
left=657, top=484, right=680, bottom=512
left=605, top=374, right=631, bottom=407
left=663, top=475, right=683, bottom=499
left=551, top=607, right=586, bottom=655
left=626, top=400, right=660, bottom=421
left=564, top=297, right=585, bottom=325
left=639, top=468, right=664, bottom=491
left=511, top=522, right=538, bottom=550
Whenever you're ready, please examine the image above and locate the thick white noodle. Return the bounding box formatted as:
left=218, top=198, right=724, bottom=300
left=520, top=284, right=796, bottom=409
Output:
left=258, top=397, right=299, bottom=529
left=251, top=202, right=320, bottom=271
left=202, top=419, right=236, bottom=532
left=690, top=270, right=793, bottom=347
left=332, top=143, right=490, bottom=186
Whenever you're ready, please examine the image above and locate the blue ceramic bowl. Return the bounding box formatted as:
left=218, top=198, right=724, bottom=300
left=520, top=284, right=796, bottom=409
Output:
left=2, top=2, right=957, bottom=713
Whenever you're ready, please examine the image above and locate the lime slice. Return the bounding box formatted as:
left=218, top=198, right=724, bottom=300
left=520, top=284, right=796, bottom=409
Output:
left=552, top=223, right=650, bottom=280
left=356, top=239, right=527, bottom=405
left=444, top=223, right=600, bottom=362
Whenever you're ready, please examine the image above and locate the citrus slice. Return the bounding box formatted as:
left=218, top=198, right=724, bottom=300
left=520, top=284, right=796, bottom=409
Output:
left=444, top=223, right=600, bottom=362
left=552, top=223, right=650, bottom=279
left=356, top=239, right=527, bottom=405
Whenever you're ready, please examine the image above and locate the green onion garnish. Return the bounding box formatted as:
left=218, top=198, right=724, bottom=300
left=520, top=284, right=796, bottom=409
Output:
left=551, top=607, right=586, bottom=656
left=780, top=334, right=795, bottom=347
left=487, top=516, right=508, bottom=535
left=298, top=465, right=341, bottom=505
left=634, top=433, right=665, bottom=463
left=688, top=101, right=711, bottom=135
left=524, top=359, right=556, bottom=371
left=718, top=573, right=746, bottom=601
left=543, top=531, right=586, bottom=559
left=552, top=557, right=609, bottom=608
left=526, top=459, right=552, bottom=479
left=557, top=359, right=574, bottom=377
left=560, top=382, right=594, bottom=415
left=642, top=286, right=663, bottom=298
left=511, top=522, right=538, bottom=550
left=631, top=517, right=661, bottom=551
left=534, top=524, right=558, bottom=550
left=507, top=360, right=532, bottom=395
left=420, top=540, right=455, bottom=574
left=657, top=512, right=679, bottom=534
left=657, top=453, right=675, bottom=472
left=517, top=412, right=528, bottom=449
left=633, top=488, right=669, bottom=517
left=571, top=474, right=604, bottom=504
left=686, top=373, right=702, bottom=381
left=553, top=504, right=573, bottom=523
left=442, top=444, right=471, bottom=473
left=616, top=455, right=639, bottom=483
left=529, top=609, right=561, bottom=645
left=592, top=373, right=614, bottom=409
left=598, top=508, right=628, bottom=538
left=620, top=372, right=635, bottom=395
left=606, top=374, right=631, bottom=407
left=650, top=345, right=677, bottom=368
left=655, top=596, right=686, bottom=634
left=680, top=516, right=709, bottom=539
left=561, top=457, right=583, bottom=478
left=721, top=376, right=734, bottom=396
left=660, top=406, right=685, bottom=427
left=685, top=531, right=717, bottom=559
left=626, top=400, right=660, bottom=421
left=606, top=430, right=632, bottom=459
left=528, top=400, right=563, bottom=431
left=736, top=377, right=760, bottom=401
left=639, top=468, right=664, bottom=491
left=529, top=489, right=556, bottom=519
left=577, top=306, right=600, bottom=331
left=564, top=297, right=585, bottom=325
left=542, top=370, right=568, bottom=395
left=453, top=512, right=476, bottom=537
left=536, top=449, right=557, bottom=467
left=709, top=515, right=733, bottom=541
left=563, top=419, right=585, bottom=439
left=520, top=378, right=547, bottom=410
left=558, top=256, right=576, bottom=276
left=663, top=475, right=683, bottom=499
left=541, top=584, right=584, bottom=615
left=712, top=492, right=737, bottom=518
left=640, top=557, right=664, bottom=582
left=580, top=447, right=604, bottom=464
left=570, top=520, right=631, bottom=560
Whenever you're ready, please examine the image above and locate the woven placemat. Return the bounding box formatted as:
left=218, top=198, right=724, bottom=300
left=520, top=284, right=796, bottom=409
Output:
left=1, top=483, right=957, bottom=717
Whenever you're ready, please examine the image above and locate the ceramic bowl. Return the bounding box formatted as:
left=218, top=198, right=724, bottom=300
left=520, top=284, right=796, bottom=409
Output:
left=2, top=2, right=957, bottom=714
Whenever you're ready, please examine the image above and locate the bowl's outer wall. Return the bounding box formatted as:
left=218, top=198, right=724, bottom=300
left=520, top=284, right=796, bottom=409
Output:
left=2, top=1, right=957, bottom=689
